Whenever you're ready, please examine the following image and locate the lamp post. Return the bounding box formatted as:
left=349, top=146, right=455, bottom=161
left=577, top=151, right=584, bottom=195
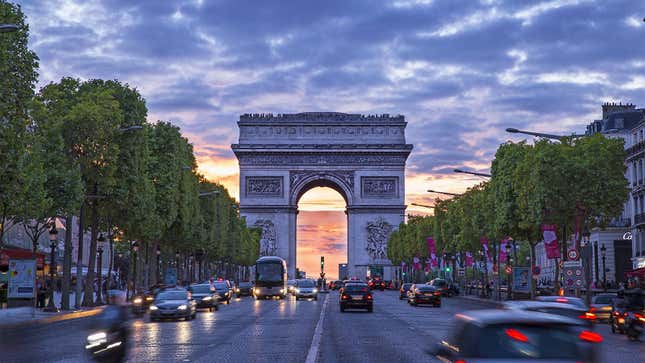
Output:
left=156, top=246, right=161, bottom=285
left=95, top=234, right=105, bottom=305
left=44, top=225, right=59, bottom=312
left=505, top=242, right=512, bottom=300
left=132, top=241, right=139, bottom=296
left=427, top=189, right=462, bottom=197
left=195, top=249, right=205, bottom=282
left=0, top=24, right=19, bottom=33
left=453, top=168, right=492, bottom=178
left=477, top=250, right=486, bottom=298
left=117, top=252, right=123, bottom=289
left=581, top=230, right=592, bottom=305
left=600, top=244, right=607, bottom=292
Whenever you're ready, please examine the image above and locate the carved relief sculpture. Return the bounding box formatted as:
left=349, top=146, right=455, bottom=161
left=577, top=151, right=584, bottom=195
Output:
left=246, top=176, right=283, bottom=197
left=362, top=177, right=397, bottom=198
left=254, top=219, right=278, bottom=256
left=366, top=217, right=393, bottom=260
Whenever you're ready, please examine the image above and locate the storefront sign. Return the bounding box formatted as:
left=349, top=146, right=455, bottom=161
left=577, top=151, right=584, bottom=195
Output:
left=8, top=259, right=36, bottom=299
left=623, top=232, right=632, bottom=240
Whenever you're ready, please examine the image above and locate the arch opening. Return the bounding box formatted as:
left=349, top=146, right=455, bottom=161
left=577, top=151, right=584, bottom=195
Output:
left=296, top=187, right=347, bottom=281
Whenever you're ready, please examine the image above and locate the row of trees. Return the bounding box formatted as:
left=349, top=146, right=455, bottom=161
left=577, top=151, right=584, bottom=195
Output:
left=388, top=133, right=629, bottom=297
left=1, top=2, right=260, bottom=308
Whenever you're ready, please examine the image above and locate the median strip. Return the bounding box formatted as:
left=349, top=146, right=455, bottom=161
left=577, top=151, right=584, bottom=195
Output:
left=305, top=294, right=328, bottom=363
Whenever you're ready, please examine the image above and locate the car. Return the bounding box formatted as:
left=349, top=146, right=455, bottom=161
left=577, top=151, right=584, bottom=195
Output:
left=590, top=293, right=616, bottom=322
left=610, top=298, right=630, bottom=334
left=235, top=281, right=254, bottom=297
left=213, top=281, right=233, bottom=304
left=427, top=278, right=452, bottom=297
left=431, top=310, right=602, bottom=363
left=368, top=278, right=386, bottom=291
left=407, top=284, right=441, bottom=307
left=294, top=279, right=318, bottom=300
left=339, top=282, right=373, bottom=312
left=503, top=300, right=595, bottom=329
left=149, top=289, right=197, bottom=321
left=331, top=280, right=343, bottom=290
left=399, top=283, right=413, bottom=300
left=536, top=296, right=588, bottom=309
left=188, top=284, right=219, bottom=311
left=287, top=280, right=297, bottom=295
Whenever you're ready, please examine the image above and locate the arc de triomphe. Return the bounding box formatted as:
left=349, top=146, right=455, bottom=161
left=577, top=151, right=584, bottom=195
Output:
left=232, top=112, right=412, bottom=280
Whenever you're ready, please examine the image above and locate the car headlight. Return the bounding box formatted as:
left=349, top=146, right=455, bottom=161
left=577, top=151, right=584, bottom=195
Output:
left=133, top=298, right=142, bottom=304
left=87, top=331, right=107, bottom=344
left=149, top=305, right=158, bottom=310
left=202, top=296, right=212, bottom=301
left=294, top=288, right=300, bottom=293
left=313, top=288, right=318, bottom=293
left=178, top=304, right=188, bottom=310
left=145, top=296, right=154, bottom=301
left=235, top=288, right=240, bottom=292
left=280, top=288, right=285, bottom=293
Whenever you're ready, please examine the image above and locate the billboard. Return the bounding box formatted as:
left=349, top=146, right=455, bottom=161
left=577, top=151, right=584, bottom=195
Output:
left=165, top=267, right=177, bottom=285
left=8, top=259, right=36, bottom=299
left=512, top=267, right=531, bottom=293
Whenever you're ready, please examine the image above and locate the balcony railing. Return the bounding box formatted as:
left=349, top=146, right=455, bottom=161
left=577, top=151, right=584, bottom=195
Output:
left=627, top=140, right=645, bottom=157
left=634, top=213, right=645, bottom=226
left=608, top=218, right=631, bottom=228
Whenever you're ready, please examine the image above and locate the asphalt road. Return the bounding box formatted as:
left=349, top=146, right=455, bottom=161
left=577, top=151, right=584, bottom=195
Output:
left=1, top=291, right=643, bottom=363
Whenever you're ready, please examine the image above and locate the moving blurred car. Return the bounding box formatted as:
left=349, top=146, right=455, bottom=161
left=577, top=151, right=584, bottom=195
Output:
left=188, top=284, right=219, bottom=312
left=149, top=289, right=197, bottom=321
left=431, top=310, right=602, bottom=362
left=287, top=280, right=297, bottom=295
left=236, top=281, right=254, bottom=297
left=399, top=283, right=413, bottom=300
left=407, top=284, right=441, bottom=307
left=590, top=293, right=616, bottom=322
left=503, top=300, right=595, bottom=328
left=536, top=296, right=588, bottom=309
left=427, top=278, right=452, bottom=297
left=213, top=281, right=232, bottom=304
left=339, top=282, right=373, bottom=312
left=294, top=279, right=318, bottom=300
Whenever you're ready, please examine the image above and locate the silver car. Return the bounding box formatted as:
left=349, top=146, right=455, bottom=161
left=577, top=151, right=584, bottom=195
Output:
left=294, top=279, right=318, bottom=300
left=590, top=293, right=616, bottom=322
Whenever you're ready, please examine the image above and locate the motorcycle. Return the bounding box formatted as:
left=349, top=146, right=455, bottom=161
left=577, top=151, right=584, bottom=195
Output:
left=85, top=305, right=129, bottom=362
left=625, top=310, right=644, bottom=341
left=130, top=292, right=154, bottom=316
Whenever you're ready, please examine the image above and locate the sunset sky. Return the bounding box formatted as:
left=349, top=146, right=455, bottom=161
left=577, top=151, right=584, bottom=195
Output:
left=16, top=0, right=645, bottom=278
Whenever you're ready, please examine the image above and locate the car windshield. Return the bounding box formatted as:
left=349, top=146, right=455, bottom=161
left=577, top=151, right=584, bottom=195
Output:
left=431, top=280, right=447, bottom=287
left=190, top=285, right=213, bottom=294
left=239, top=282, right=252, bottom=288
left=533, top=307, right=582, bottom=320
left=297, top=280, right=314, bottom=287
left=214, top=282, right=228, bottom=290
left=470, top=324, right=584, bottom=359
left=344, top=284, right=368, bottom=292
left=402, top=284, right=412, bottom=289
left=593, top=295, right=615, bottom=304
left=416, top=286, right=435, bottom=292
left=156, top=291, right=187, bottom=300
left=257, top=263, right=283, bottom=282
left=538, top=297, right=587, bottom=309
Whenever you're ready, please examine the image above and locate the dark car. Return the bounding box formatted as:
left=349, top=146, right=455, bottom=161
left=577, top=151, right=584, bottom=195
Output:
left=399, top=283, right=413, bottom=300
left=536, top=296, right=588, bottom=309
left=188, top=284, right=219, bottom=312
left=340, top=282, right=373, bottom=312
left=503, top=301, right=595, bottom=329
left=235, top=281, right=254, bottom=297
left=590, top=293, right=616, bottom=322
left=431, top=310, right=601, bottom=363
left=331, top=280, right=343, bottom=290
left=407, top=284, right=441, bottom=307
left=149, top=289, right=197, bottom=321
left=368, top=278, right=386, bottom=291
left=427, top=278, right=451, bottom=297
left=213, top=281, right=232, bottom=304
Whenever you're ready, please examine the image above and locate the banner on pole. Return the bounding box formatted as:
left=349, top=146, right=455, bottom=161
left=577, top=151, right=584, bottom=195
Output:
left=542, top=224, right=560, bottom=259
left=428, top=237, right=439, bottom=268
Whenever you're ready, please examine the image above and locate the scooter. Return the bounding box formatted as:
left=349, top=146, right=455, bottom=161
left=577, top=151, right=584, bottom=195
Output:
left=625, top=311, right=644, bottom=341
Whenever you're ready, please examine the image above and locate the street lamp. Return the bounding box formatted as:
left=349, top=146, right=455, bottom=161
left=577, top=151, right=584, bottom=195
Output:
left=44, top=224, right=59, bottom=312
left=118, top=125, right=143, bottom=132
left=427, top=189, right=462, bottom=197
left=95, top=233, right=105, bottom=305
left=600, top=244, right=607, bottom=292
left=156, top=246, right=161, bottom=284
left=410, top=202, right=434, bottom=209
left=454, top=168, right=492, bottom=178
left=505, top=242, right=512, bottom=300
left=199, top=190, right=220, bottom=197
left=505, top=127, right=584, bottom=141
left=132, top=241, right=139, bottom=296
left=0, top=24, right=19, bottom=33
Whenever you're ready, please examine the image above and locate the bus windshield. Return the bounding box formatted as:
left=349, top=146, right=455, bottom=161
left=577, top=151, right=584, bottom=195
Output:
left=257, top=263, right=283, bottom=282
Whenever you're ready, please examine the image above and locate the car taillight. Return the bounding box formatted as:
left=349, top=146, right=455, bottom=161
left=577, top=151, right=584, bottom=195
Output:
left=556, top=297, right=569, bottom=303
left=434, top=292, right=441, bottom=296
left=366, top=294, right=372, bottom=300
left=341, top=294, right=349, bottom=300
left=455, top=360, right=467, bottom=363
left=589, top=307, right=597, bottom=313
left=579, top=312, right=596, bottom=320
left=505, top=328, right=529, bottom=343
left=579, top=330, right=603, bottom=343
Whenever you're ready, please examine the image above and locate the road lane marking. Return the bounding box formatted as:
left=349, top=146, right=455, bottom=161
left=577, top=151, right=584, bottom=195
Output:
left=305, top=294, right=328, bottom=363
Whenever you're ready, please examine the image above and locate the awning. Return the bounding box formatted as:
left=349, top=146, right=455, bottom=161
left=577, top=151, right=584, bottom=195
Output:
left=0, top=248, right=46, bottom=269
left=625, top=267, right=645, bottom=279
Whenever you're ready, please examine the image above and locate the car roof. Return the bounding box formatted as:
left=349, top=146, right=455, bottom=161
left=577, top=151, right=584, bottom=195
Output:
left=503, top=300, right=586, bottom=311
left=344, top=282, right=368, bottom=286
left=190, top=283, right=212, bottom=287
left=456, top=309, right=585, bottom=326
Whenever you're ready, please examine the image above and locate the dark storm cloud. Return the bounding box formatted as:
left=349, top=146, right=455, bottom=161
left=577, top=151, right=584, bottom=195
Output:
left=17, top=0, right=645, bottom=180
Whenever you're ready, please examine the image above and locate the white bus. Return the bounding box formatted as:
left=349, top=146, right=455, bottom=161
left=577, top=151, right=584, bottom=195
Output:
left=254, top=256, right=287, bottom=299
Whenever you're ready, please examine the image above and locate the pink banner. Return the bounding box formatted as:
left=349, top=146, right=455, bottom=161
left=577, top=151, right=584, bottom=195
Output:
left=499, top=238, right=508, bottom=263
left=428, top=237, right=439, bottom=268
left=542, top=224, right=560, bottom=259
left=413, top=256, right=421, bottom=270
left=480, top=237, right=491, bottom=262
left=465, top=252, right=474, bottom=267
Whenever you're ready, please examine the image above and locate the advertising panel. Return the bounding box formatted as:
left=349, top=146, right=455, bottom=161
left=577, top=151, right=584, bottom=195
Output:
left=165, top=267, right=177, bottom=285
left=8, top=259, right=36, bottom=299
left=512, top=267, right=531, bottom=293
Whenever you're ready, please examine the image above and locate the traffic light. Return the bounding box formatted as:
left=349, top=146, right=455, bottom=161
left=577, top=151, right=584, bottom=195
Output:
left=320, top=256, right=324, bottom=269
left=445, top=266, right=451, bottom=272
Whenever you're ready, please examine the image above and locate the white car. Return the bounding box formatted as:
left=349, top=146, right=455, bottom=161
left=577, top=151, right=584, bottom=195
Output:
left=294, top=279, right=318, bottom=300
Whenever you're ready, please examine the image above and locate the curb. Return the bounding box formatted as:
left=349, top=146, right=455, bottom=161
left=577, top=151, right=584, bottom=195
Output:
left=0, top=306, right=104, bottom=329
left=454, top=295, right=503, bottom=308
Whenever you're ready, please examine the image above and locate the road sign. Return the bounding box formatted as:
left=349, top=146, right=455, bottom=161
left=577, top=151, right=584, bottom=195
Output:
left=567, top=249, right=579, bottom=261
left=563, top=260, right=582, bottom=268
left=457, top=268, right=465, bottom=277
left=532, top=266, right=541, bottom=276
left=505, top=265, right=512, bottom=274
left=562, top=266, right=584, bottom=288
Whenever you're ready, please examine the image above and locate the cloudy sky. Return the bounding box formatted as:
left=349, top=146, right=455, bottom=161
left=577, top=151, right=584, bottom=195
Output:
left=16, top=0, right=645, bottom=278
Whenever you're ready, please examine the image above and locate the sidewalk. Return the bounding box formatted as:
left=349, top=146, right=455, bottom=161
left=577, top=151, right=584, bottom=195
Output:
left=0, top=305, right=104, bottom=328
left=455, top=293, right=504, bottom=308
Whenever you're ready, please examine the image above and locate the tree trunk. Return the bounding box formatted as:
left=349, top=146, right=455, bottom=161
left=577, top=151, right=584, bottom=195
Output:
left=529, top=242, right=536, bottom=299
left=150, top=241, right=158, bottom=286
left=106, top=230, right=114, bottom=291
left=82, top=201, right=98, bottom=307
left=61, top=215, right=73, bottom=310
left=75, top=204, right=85, bottom=309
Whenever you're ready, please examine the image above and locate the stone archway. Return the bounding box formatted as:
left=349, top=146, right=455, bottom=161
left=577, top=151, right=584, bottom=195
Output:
left=232, top=112, right=412, bottom=279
